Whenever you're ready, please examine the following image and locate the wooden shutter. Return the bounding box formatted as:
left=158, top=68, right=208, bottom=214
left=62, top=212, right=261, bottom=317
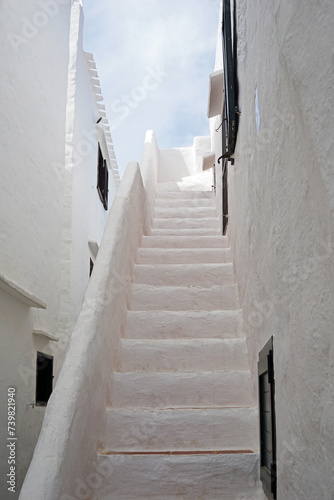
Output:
left=221, top=0, right=239, bottom=158
left=97, top=144, right=108, bottom=210
left=258, top=337, right=277, bottom=499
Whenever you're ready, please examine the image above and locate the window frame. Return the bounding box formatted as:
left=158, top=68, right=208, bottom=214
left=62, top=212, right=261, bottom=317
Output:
left=258, top=337, right=277, bottom=500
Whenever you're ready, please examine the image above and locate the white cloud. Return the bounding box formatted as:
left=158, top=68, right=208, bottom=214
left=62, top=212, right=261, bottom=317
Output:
left=82, top=0, right=219, bottom=175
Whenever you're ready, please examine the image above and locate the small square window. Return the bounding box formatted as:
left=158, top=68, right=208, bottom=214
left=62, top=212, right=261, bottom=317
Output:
left=97, top=143, right=108, bottom=210
left=258, top=337, right=277, bottom=499
left=36, top=352, right=53, bottom=406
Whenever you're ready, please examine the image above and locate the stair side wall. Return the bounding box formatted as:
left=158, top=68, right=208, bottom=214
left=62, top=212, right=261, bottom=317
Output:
left=19, top=163, right=149, bottom=500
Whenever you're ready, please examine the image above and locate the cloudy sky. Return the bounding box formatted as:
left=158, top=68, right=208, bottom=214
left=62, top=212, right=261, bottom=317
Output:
left=82, top=0, right=220, bottom=176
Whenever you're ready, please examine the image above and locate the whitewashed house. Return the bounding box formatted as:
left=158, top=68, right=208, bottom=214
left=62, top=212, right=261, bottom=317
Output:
left=10, top=0, right=334, bottom=499
left=0, top=0, right=119, bottom=496
left=207, top=1, right=334, bottom=499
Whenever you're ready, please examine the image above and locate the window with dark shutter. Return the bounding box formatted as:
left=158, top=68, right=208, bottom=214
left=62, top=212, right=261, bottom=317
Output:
left=97, top=143, right=108, bottom=210
left=258, top=337, right=277, bottom=499
left=36, top=352, right=53, bottom=406
left=221, top=0, right=239, bottom=158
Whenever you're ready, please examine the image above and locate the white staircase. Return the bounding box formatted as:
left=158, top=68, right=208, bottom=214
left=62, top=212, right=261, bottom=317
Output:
left=96, top=182, right=262, bottom=499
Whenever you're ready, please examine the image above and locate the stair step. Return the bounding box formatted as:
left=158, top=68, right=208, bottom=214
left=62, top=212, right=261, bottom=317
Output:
left=149, top=227, right=221, bottom=236
left=96, top=452, right=262, bottom=499
left=155, top=197, right=217, bottom=208
left=129, top=284, right=239, bottom=311
left=136, top=247, right=231, bottom=265
left=112, top=371, right=255, bottom=408
left=155, top=190, right=214, bottom=200
left=152, top=217, right=219, bottom=230
left=125, top=310, right=242, bottom=339
left=141, top=235, right=229, bottom=248
left=133, top=263, right=234, bottom=286
left=120, top=338, right=248, bottom=373
left=103, top=407, right=259, bottom=451
left=154, top=206, right=217, bottom=219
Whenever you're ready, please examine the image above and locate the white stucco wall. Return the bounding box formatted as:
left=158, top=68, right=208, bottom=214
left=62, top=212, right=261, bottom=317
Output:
left=19, top=162, right=149, bottom=500
left=58, top=3, right=118, bottom=361
left=0, top=1, right=119, bottom=496
left=159, top=136, right=211, bottom=184
left=0, top=1, right=72, bottom=496
left=221, top=1, right=334, bottom=498
left=140, top=130, right=160, bottom=231
left=209, top=0, right=224, bottom=226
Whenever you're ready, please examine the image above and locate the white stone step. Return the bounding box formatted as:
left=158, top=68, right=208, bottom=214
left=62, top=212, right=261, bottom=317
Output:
left=154, top=206, right=217, bottom=219
left=141, top=234, right=229, bottom=248
left=103, top=407, right=259, bottom=452
left=125, top=310, right=243, bottom=339
left=136, top=247, right=231, bottom=265
left=149, top=227, right=221, bottom=236
left=155, top=197, right=216, bottom=208
left=129, top=284, right=239, bottom=311
left=112, top=371, right=255, bottom=408
left=133, top=263, right=234, bottom=286
left=152, top=217, right=219, bottom=230
left=120, top=338, right=248, bottom=373
left=155, top=190, right=214, bottom=199
left=96, top=452, right=263, bottom=499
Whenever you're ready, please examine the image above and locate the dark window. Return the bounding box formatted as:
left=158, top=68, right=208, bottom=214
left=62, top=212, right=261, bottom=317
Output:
left=258, top=337, right=277, bottom=499
left=36, top=352, right=53, bottom=406
left=221, top=0, right=239, bottom=158
left=97, top=143, right=108, bottom=210
left=90, top=258, right=94, bottom=277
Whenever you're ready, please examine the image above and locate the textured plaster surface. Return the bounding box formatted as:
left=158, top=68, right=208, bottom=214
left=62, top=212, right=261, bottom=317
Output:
left=141, top=234, right=229, bottom=248
left=136, top=247, right=232, bottom=264
left=150, top=226, right=221, bottom=236
left=152, top=216, right=222, bottom=230
left=154, top=205, right=217, bottom=219
left=19, top=134, right=260, bottom=498
left=19, top=163, right=147, bottom=500
left=104, top=407, right=259, bottom=451
left=126, top=309, right=243, bottom=339
left=98, top=173, right=260, bottom=498
left=120, top=338, right=248, bottom=372
left=133, top=262, right=235, bottom=286
left=0, top=2, right=120, bottom=496
left=112, top=371, right=255, bottom=408
left=97, top=453, right=262, bottom=499
left=129, top=284, right=239, bottom=311
left=0, top=1, right=72, bottom=495
left=219, top=0, right=334, bottom=498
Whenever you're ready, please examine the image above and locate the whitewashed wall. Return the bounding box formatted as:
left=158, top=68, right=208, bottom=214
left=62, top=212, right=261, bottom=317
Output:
left=219, top=1, right=334, bottom=498
left=0, top=1, right=119, bottom=496
left=209, top=1, right=224, bottom=228
left=19, top=159, right=154, bottom=500
left=159, top=136, right=211, bottom=183
left=58, top=3, right=118, bottom=363
left=0, top=2, right=72, bottom=496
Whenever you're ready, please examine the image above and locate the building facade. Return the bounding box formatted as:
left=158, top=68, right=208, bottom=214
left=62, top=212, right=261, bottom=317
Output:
left=3, top=0, right=334, bottom=498
left=0, top=1, right=119, bottom=496
left=208, top=1, right=334, bottom=498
